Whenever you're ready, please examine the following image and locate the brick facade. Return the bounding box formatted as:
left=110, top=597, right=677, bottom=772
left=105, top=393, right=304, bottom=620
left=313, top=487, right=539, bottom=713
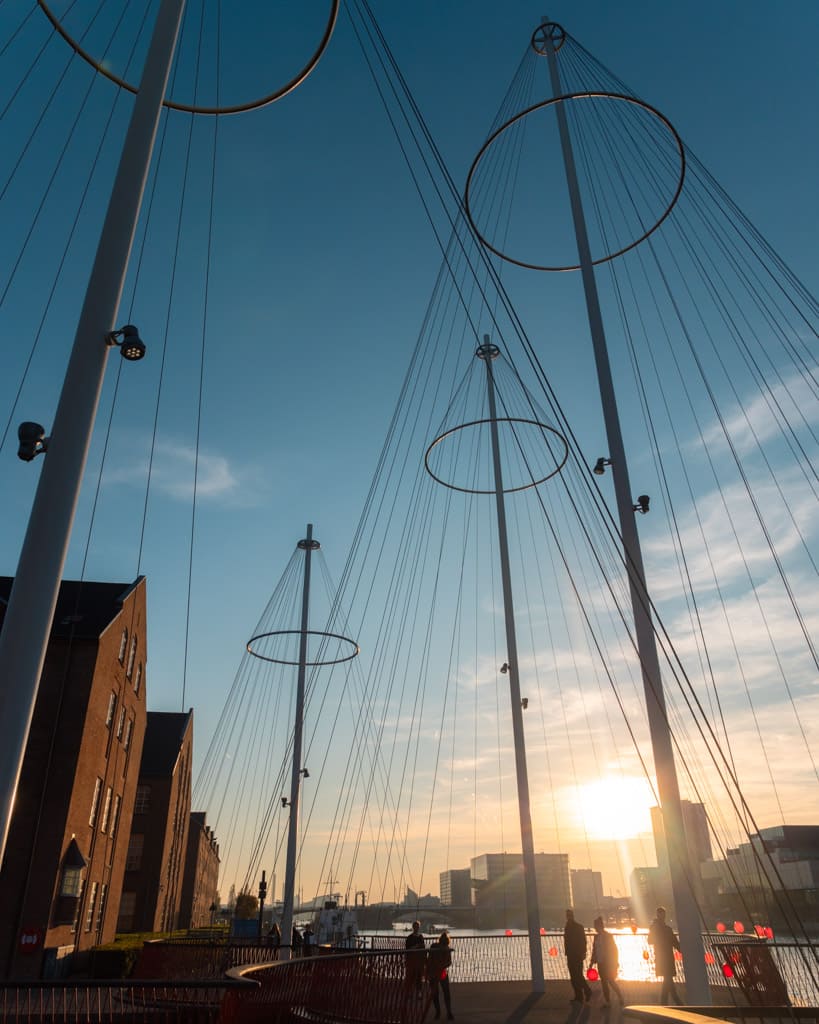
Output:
left=0, top=577, right=147, bottom=979
left=179, top=812, right=220, bottom=929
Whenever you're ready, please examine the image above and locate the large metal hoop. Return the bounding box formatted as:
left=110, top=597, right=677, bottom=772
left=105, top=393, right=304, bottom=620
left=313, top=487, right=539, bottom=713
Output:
left=36, top=0, right=339, bottom=115
left=424, top=418, right=568, bottom=494
left=247, top=629, right=359, bottom=666
left=464, top=91, right=686, bottom=272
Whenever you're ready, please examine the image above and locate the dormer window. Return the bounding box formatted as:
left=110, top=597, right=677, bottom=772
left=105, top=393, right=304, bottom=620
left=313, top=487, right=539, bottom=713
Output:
left=118, top=628, right=128, bottom=664
left=126, top=636, right=137, bottom=679
left=53, top=838, right=87, bottom=926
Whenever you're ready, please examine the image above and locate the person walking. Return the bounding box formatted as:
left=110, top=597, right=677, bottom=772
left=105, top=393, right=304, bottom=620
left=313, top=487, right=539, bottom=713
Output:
left=648, top=906, right=682, bottom=1005
left=565, top=908, right=592, bottom=1003
left=267, top=921, right=281, bottom=960
left=405, top=920, right=426, bottom=998
left=590, top=917, right=623, bottom=1005
left=428, top=930, right=454, bottom=1020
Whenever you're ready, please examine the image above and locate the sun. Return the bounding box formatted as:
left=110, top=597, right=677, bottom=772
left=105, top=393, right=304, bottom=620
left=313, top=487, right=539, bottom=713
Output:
left=575, top=775, right=655, bottom=840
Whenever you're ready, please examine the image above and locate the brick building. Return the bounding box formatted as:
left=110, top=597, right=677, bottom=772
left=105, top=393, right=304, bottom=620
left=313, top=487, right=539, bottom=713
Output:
left=179, top=812, right=220, bottom=929
left=118, top=711, right=193, bottom=933
left=0, top=577, right=148, bottom=979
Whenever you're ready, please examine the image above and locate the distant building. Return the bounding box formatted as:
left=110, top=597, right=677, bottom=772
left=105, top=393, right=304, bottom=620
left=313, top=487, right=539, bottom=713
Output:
left=570, top=869, right=604, bottom=915
left=629, top=865, right=666, bottom=926
left=179, top=812, right=220, bottom=929
left=0, top=577, right=148, bottom=979
left=471, top=852, right=570, bottom=929
left=118, top=711, right=193, bottom=933
left=651, top=800, right=712, bottom=875
left=701, top=825, right=819, bottom=928
left=440, top=868, right=471, bottom=907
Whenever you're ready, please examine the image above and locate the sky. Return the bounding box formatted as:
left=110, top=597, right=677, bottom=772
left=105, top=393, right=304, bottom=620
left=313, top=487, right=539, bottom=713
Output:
left=0, top=1, right=817, bottom=905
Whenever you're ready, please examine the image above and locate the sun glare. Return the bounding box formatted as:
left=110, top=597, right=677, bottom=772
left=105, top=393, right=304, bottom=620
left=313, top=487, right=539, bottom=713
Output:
left=576, top=776, right=654, bottom=840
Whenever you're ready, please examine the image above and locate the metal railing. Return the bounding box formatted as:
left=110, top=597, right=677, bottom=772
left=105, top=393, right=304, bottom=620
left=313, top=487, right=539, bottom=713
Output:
left=0, top=978, right=254, bottom=1022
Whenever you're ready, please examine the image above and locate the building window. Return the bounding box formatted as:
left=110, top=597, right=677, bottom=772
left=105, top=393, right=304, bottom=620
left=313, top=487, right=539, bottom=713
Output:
left=125, top=834, right=144, bottom=872
left=100, top=786, right=113, bottom=833
left=109, top=794, right=122, bottom=840
left=126, top=636, right=137, bottom=679
left=89, top=777, right=102, bottom=827
left=96, top=883, right=108, bottom=934
left=134, top=784, right=150, bottom=814
left=85, top=881, right=98, bottom=932
left=105, top=691, right=117, bottom=728
left=123, top=718, right=134, bottom=752
left=116, top=705, right=126, bottom=740
left=117, top=891, right=136, bottom=932
left=118, top=628, right=128, bottom=663
left=134, top=662, right=143, bottom=696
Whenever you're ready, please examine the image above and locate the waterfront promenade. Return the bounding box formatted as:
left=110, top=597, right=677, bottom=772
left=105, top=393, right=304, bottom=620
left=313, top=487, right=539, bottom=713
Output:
left=448, top=982, right=712, bottom=1023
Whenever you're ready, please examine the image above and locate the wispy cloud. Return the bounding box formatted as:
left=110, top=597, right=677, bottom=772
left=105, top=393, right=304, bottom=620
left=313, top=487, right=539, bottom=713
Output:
left=105, top=438, right=263, bottom=506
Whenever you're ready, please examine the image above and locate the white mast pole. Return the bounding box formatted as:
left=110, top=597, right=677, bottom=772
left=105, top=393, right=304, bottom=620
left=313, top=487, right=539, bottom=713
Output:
left=0, top=0, right=186, bottom=866
left=279, top=525, right=318, bottom=962
left=478, top=340, right=545, bottom=994
left=540, top=24, right=710, bottom=1004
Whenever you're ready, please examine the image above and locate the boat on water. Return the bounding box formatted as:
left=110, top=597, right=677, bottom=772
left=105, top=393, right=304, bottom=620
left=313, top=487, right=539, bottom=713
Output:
left=311, top=900, right=360, bottom=949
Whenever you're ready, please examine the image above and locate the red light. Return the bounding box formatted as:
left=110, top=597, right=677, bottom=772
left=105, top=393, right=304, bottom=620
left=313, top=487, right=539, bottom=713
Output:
left=716, top=921, right=726, bottom=933
left=754, top=925, right=766, bottom=938
left=587, top=968, right=599, bottom=981
left=722, top=964, right=734, bottom=979
left=548, top=946, right=558, bottom=957
left=505, top=929, right=513, bottom=936
left=733, top=921, right=745, bottom=934
left=643, top=950, right=650, bottom=960
left=540, top=927, right=546, bottom=936
left=764, top=927, right=774, bottom=940
left=674, top=950, right=683, bottom=961
left=704, top=953, right=715, bottom=965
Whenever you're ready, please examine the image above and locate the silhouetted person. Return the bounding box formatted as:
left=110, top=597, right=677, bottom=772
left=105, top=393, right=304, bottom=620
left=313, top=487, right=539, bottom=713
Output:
left=428, top=931, right=454, bottom=1020
left=267, top=922, right=281, bottom=959
left=565, top=908, right=592, bottom=1003
left=648, top=906, right=682, bottom=1005
left=303, top=922, right=315, bottom=956
left=405, top=920, right=425, bottom=998
left=292, top=925, right=303, bottom=957
left=591, top=917, right=623, bottom=1005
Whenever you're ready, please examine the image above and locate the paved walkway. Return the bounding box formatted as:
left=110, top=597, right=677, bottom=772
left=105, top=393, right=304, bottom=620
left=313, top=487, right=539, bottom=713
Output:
left=446, top=981, right=689, bottom=1024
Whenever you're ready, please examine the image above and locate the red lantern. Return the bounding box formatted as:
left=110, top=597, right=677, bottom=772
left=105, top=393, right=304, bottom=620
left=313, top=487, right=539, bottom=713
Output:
left=721, top=963, right=734, bottom=979
left=754, top=925, right=766, bottom=938
left=505, top=929, right=513, bottom=936
left=764, top=927, right=774, bottom=940
left=704, top=952, right=715, bottom=965
left=642, top=950, right=650, bottom=960
left=716, top=921, right=726, bottom=933
left=587, top=967, right=599, bottom=981
left=733, top=921, right=744, bottom=934
left=548, top=946, right=558, bottom=957
left=674, top=949, right=683, bottom=961
left=540, top=927, right=546, bottom=936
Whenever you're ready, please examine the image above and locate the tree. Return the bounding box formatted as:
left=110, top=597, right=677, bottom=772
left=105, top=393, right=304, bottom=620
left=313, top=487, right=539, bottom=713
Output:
left=235, top=891, right=259, bottom=919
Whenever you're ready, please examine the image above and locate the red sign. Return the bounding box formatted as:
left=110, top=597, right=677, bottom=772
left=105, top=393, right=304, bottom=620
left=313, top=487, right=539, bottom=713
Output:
left=19, top=928, right=43, bottom=954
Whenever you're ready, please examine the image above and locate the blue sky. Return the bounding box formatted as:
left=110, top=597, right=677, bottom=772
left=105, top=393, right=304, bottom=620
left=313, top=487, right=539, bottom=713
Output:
left=1, top=1, right=817, bottom=902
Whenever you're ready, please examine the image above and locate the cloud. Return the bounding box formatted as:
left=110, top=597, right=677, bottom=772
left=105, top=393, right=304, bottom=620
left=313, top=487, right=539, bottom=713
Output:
left=105, top=438, right=261, bottom=505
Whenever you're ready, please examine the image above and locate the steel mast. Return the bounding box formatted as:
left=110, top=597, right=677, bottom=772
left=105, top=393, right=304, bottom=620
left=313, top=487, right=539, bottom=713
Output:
left=539, top=22, right=710, bottom=1004
left=478, top=340, right=545, bottom=994
left=279, top=525, right=319, bottom=961
left=0, top=0, right=186, bottom=866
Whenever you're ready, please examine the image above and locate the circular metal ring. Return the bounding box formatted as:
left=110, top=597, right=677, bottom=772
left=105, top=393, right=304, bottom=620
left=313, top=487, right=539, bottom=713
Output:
left=246, top=629, right=359, bottom=666
left=464, top=92, right=685, bottom=272
left=424, top=418, right=568, bottom=495
left=531, top=22, right=565, bottom=54
left=36, top=0, right=339, bottom=115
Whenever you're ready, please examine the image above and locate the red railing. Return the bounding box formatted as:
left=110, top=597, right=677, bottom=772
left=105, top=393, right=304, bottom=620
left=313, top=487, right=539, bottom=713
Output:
left=229, top=948, right=432, bottom=1024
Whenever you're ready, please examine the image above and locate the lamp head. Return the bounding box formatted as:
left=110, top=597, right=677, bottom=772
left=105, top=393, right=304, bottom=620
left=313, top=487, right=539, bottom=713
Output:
left=17, top=421, right=48, bottom=461
left=500, top=662, right=509, bottom=674
left=108, top=324, right=146, bottom=361
left=593, top=457, right=610, bottom=475
left=634, top=494, right=650, bottom=514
